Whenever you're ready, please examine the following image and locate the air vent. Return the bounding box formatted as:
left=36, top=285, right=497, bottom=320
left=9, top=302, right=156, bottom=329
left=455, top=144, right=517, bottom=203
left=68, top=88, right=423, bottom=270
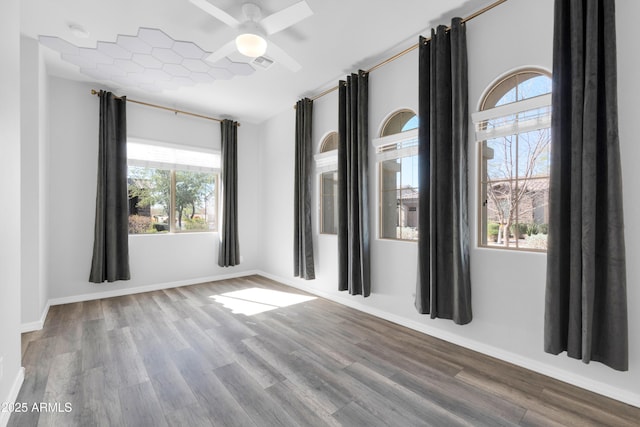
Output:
left=252, top=56, right=275, bottom=69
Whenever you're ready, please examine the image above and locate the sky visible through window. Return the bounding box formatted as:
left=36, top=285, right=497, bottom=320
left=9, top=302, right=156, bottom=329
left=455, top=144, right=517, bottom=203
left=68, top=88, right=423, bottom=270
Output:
left=400, top=115, right=419, bottom=188
left=495, top=75, right=551, bottom=106
left=402, top=115, right=419, bottom=132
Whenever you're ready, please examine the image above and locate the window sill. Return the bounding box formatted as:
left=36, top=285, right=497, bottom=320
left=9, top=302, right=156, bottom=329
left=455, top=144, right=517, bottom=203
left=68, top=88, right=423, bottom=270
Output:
left=129, top=231, right=218, bottom=237
left=476, top=245, right=546, bottom=255
left=376, top=237, right=418, bottom=244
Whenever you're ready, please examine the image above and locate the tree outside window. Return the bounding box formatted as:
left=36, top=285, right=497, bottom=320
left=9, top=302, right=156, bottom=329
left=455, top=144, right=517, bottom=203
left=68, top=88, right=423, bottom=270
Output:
left=126, top=141, right=219, bottom=234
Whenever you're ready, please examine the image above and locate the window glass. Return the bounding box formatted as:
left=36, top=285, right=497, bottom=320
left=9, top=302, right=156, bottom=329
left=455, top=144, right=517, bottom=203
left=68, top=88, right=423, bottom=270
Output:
left=402, top=115, right=419, bottom=132
left=128, top=166, right=170, bottom=234
left=127, top=141, right=218, bottom=234
left=380, top=156, right=419, bottom=240
left=486, top=72, right=552, bottom=107
left=478, top=70, right=551, bottom=251
left=381, top=109, right=417, bottom=136
left=320, top=171, right=338, bottom=234
left=174, top=171, right=217, bottom=231
left=318, top=132, right=339, bottom=235
left=377, top=110, right=419, bottom=241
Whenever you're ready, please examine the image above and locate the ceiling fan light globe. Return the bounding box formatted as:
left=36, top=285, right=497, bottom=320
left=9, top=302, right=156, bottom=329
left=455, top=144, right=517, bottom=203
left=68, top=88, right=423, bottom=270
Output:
left=235, top=33, right=267, bottom=57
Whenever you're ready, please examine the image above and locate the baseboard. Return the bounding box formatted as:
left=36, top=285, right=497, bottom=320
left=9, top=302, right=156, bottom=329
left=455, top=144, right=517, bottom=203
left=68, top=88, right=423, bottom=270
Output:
left=47, top=270, right=261, bottom=307
left=257, top=270, right=640, bottom=409
left=0, top=367, right=25, bottom=427
left=20, top=301, right=50, bottom=333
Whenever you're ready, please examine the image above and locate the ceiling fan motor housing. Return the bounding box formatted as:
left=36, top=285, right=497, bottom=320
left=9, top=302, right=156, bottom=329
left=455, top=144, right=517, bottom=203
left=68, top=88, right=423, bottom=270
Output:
left=242, top=3, right=262, bottom=22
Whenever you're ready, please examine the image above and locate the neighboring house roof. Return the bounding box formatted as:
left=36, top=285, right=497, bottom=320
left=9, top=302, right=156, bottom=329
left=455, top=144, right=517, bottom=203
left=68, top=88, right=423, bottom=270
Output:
left=397, top=185, right=419, bottom=201
left=488, top=177, right=549, bottom=194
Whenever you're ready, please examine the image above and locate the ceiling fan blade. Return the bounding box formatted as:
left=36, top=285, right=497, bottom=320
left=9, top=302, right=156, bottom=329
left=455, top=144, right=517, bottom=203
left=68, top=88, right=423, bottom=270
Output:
left=189, top=0, right=241, bottom=28
left=204, top=40, right=237, bottom=64
left=261, top=1, right=313, bottom=35
left=265, top=41, right=302, bottom=72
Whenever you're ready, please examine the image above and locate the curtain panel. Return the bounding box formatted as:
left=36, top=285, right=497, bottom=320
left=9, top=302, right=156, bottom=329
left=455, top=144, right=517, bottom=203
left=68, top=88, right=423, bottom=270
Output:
left=545, top=0, right=628, bottom=371
left=415, top=19, right=472, bottom=324
left=89, top=91, right=130, bottom=283
left=337, top=71, right=370, bottom=297
left=218, top=119, right=240, bottom=267
left=294, top=98, right=316, bottom=279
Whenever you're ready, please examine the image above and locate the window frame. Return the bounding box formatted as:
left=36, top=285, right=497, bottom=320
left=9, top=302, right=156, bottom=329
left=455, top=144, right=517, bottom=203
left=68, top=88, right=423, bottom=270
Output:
left=473, top=69, right=551, bottom=252
left=127, top=138, right=220, bottom=235
left=315, top=132, right=339, bottom=235
left=374, top=110, right=419, bottom=243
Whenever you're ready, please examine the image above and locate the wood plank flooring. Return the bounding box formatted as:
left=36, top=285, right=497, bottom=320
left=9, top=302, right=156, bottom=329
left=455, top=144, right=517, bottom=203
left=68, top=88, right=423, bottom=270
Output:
left=9, top=275, right=640, bottom=426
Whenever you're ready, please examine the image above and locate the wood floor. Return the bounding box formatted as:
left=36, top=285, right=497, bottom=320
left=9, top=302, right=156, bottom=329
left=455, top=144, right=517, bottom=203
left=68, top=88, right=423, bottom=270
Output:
left=9, top=275, right=640, bottom=427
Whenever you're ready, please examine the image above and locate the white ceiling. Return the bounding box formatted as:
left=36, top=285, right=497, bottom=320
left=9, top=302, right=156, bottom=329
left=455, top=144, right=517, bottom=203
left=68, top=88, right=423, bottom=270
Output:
left=21, top=0, right=496, bottom=124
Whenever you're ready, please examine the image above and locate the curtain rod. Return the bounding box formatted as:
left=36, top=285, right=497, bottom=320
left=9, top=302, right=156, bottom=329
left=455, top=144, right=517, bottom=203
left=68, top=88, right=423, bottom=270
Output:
left=296, top=0, right=508, bottom=106
left=90, top=89, right=240, bottom=126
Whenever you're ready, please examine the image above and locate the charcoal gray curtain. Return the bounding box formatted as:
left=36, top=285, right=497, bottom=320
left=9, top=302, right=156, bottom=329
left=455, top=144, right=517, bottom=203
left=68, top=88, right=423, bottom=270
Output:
left=89, top=91, right=130, bottom=283
left=337, top=71, right=370, bottom=297
left=294, top=98, right=316, bottom=279
left=415, top=19, right=472, bottom=324
left=545, top=0, right=627, bottom=371
left=218, top=119, right=240, bottom=267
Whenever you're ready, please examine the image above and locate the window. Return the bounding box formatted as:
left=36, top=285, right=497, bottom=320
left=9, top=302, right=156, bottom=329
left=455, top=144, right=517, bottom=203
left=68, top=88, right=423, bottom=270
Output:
left=127, top=140, right=219, bottom=234
left=474, top=70, right=551, bottom=251
left=316, top=132, right=338, bottom=234
left=375, top=110, right=419, bottom=241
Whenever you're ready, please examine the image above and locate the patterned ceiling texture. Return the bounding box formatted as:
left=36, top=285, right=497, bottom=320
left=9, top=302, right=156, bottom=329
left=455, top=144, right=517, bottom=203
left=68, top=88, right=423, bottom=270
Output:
left=39, top=27, right=255, bottom=93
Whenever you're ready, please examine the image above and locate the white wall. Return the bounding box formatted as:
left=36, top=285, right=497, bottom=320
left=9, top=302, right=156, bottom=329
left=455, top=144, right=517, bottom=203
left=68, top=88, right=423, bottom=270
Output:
left=46, top=77, right=261, bottom=302
left=39, top=40, right=50, bottom=328
left=615, top=0, right=640, bottom=402
left=0, top=0, right=24, bottom=422
left=259, top=110, right=296, bottom=276
left=20, top=36, right=49, bottom=328
left=258, top=0, right=640, bottom=406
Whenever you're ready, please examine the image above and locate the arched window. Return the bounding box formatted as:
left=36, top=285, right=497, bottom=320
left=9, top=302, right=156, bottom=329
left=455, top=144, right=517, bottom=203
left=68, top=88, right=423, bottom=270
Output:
left=316, top=132, right=338, bottom=234
left=320, top=132, right=338, bottom=152
left=474, top=69, right=551, bottom=251
left=381, top=109, right=418, bottom=136
left=374, top=110, right=419, bottom=241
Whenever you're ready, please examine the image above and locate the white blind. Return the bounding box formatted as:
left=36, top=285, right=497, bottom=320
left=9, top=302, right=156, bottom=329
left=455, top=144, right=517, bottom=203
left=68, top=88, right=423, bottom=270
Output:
left=472, top=94, right=552, bottom=141
left=373, top=128, right=419, bottom=162
left=127, top=140, right=220, bottom=173
left=314, top=151, right=337, bottom=173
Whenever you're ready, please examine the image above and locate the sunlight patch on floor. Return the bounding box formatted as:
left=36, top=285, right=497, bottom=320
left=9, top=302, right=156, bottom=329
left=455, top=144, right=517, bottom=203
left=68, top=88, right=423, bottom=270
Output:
left=209, top=287, right=316, bottom=316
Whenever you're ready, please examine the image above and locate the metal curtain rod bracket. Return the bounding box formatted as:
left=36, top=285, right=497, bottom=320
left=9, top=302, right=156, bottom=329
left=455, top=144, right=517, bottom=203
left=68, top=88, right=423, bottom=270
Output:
left=90, top=89, right=240, bottom=126
left=294, top=0, right=508, bottom=108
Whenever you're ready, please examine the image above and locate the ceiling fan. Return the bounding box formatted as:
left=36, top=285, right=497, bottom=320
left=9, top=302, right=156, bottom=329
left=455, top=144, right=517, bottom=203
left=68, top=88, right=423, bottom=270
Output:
left=189, top=0, right=313, bottom=72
